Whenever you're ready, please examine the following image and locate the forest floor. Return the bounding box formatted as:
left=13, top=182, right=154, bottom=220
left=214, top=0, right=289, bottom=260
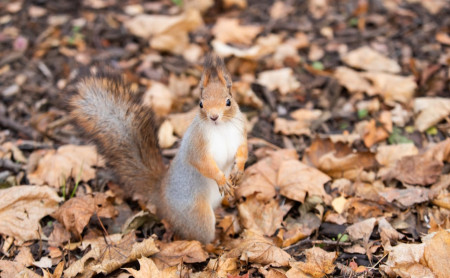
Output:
left=0, top=0, right=449, bottom=277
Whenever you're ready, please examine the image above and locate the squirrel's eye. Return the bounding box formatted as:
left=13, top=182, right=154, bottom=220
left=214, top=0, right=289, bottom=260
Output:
left=199, top=101, right=203, bottom=108
left=226, top=99, right=231, bottom=106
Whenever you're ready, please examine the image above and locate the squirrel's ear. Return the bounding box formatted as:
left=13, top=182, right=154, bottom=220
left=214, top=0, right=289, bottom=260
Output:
left=201, top=54, right=232, bottom=90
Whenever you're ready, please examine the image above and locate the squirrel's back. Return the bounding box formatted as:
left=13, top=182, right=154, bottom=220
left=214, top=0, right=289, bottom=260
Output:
left=70, top=76, right=165, bottom=203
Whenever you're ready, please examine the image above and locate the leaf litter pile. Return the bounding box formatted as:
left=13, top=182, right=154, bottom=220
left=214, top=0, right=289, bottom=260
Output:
left=0, top=0, right=449, bottom=277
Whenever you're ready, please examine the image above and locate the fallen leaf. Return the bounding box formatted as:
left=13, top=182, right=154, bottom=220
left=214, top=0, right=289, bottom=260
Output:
left=212, top=18, right=262, bottom=45
left=376, top=143, right=418, bottom=167
left=48, top=222, right=71, bottom=247
left=14, top=247, right=35, bottom=267
left=168, top=108, right=197, bottom=137
left=218, top=214, right=241, bottom=236
left=378, top=217, right=404, bottom=246
left=0, top=185, right=61, bottom=242
left=125, top=10, right=203, bottom=54
left=303, top=138, right=377, bottom=180
left=287, top=247, right=336, bottom=278
left=237, top=149, right=298, bottom=201
left=52, top=193, right=117, bottom=238
left=27, top=145, right=104, bottom=188
left=0, top=260, right=41, bottom=278
left=33, top=256, right=52, bottom=269
left=226, top=230, right=291, bottom=267
left=414, top=97, right=450, bottom=132
left=158, top=120, right=177, bottom=149
left=383, top=230, right=450, bottom=278
left=363, top=72, right=417, bottom=104
left=363, top=111, right=392, bottom=147
left=142, top=82, right=174, bottom=117
left=436, top=32, right=450, bottom=45
left=212, top=34, right=282, bottom=60
left=274, top=118, right=311, bottom=135
left=342, top=46, right=401, bottom=73
left=381, top=154, right=443, bottom=185
left=64, top=233, right=159, bottom=278
left=257, top=68, right=301, bottom=95
left=379, top=186, right=430, bottom=207
left=124, top=256, right=178, bottom=278
left=238, top=195, right=284, bottom=236
left=331, top=195, right=347, bottom=214
left=283, top=214, right=321, bottom=247
left=308, top=0, right=329, bottom=19
left=334, top=66, right=372, bottom=94
left=152, top=240, right=208, bottom=269
left=205, top=257, right=239, bottom=277
left=346, top=217, right=376, bottom=243
left=278, top=160, right=331, bottom=204
left=270, top=1, right=293, bottom=19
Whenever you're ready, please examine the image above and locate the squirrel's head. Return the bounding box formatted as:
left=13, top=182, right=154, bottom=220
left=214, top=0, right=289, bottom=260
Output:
left=198, top=54, right=237, bottom=124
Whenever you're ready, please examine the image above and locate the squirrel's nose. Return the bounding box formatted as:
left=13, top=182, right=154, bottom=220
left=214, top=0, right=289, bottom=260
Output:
left=210, top=115, right=219, bottom=121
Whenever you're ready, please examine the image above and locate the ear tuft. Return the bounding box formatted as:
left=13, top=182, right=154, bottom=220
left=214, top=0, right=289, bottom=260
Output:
left=200, top=54, right=232, bottom=90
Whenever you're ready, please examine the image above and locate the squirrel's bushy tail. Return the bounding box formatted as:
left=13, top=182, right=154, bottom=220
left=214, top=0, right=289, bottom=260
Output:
left=70, top=75, right=165, bottom=203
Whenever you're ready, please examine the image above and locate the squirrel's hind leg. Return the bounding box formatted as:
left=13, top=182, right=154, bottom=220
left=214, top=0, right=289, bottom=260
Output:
left=175, top=197, right=216, bottom=244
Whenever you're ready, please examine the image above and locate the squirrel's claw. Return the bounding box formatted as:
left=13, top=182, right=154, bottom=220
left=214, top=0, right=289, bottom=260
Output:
left=219, top=179, right=235, bottom=197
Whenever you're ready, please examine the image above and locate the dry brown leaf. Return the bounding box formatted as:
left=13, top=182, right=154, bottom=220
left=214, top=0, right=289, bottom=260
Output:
left=125, top=10, right=203, bottom=54
left=420, top=0, right=448, bottom=14
left=218, top=214, right=241, bottom=236
left=274, top=109, right=322, bottom=135
left=27, top=145, right=104, bottom=188
left=414, top=97, right=450, bottom=132
left=52, top=193, right=117, bottom=238
left=376, top=143, right=418, bottom=167
left=212, top=18, right=262, bottom=45
left=168, top=108, right=197, bottom=137
left=363, top=111, right=392, bottom=147
left=288, top=247, right=336, bottom=278
left=0, top=260, right=42, bottom=278
left=303, top=138, right=377, bottom=180
left=334, top=66, right=372, bottom=94
left=226, top=230, right=291, bottom=267
left=436, top=32, right=450, bottom=45
left=142, top=82, right=173, bottom=117
left=379, top=186, right=430, bottom=207
left=152, top=240, right=208, bottom=269
left=14, top=247, right=35, bottom=267
left=257, top=68, right=300, bottom=95
left=158, top=120, right=177, bottom=149
left=274, top=118, right=311, bottom=136
left=237, top=149, right=298, bottom=201
left=212, top=34, right=282, bottom=60
left=64, top=233, right=159, bottom=278
left=270, top=1, right=293, bottom=19
left=183, top=0, right=214, bottom=13
left=222, top=0, right=247, bottom=9
left=346, top=217, right=376, bottom=244
left=48, top=222, right=71, bottom=247
left=205, top=257, right=239, bottom=277
left=363, top=72, right=417, bottom=104
left=283, top=214, right=321, bottom=247
left=124, top=256, right=178, bottom=278
left=382, top=154, right=443, bottom=185
left=0, top=185, right=61, bottom=242
left=378, top=217, right=404, bottom=246
left=342, top=46, right=401, bottom=73
left=278, top=160, right=331, bottom=204
left=238, top=195, right=284, bottom=236
left=308, top=0, right=329, bottom=19
left=383, top=230, right=450, bottom=278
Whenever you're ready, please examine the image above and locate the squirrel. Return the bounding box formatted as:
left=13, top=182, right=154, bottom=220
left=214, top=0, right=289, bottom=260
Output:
left=69, top=55, right=248, bottom=244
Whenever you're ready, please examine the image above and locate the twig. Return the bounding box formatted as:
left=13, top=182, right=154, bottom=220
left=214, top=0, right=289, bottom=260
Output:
left=0, top=115, right=39, bottom=140
left=0, top=158, right=22, bottom=172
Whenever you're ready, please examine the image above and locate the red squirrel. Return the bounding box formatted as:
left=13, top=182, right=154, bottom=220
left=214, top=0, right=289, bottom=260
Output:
left=70, top=55, right=248, bottom=244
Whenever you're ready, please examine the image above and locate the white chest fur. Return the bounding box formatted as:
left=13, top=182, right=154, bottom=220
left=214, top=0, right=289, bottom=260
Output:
left=206, top=117, right=244, bottom=174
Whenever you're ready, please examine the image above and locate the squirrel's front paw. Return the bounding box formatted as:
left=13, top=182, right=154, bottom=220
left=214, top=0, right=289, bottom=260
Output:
left=218, top=178, right=235, bottom=197
left=230, top=169, right=244, bottom=185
